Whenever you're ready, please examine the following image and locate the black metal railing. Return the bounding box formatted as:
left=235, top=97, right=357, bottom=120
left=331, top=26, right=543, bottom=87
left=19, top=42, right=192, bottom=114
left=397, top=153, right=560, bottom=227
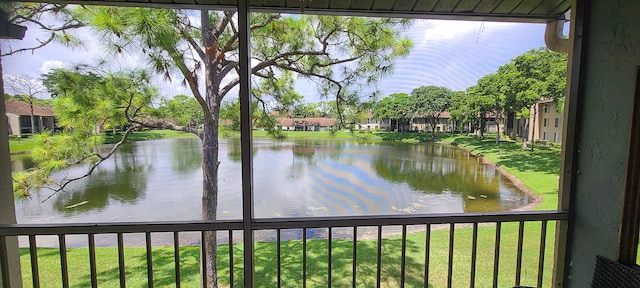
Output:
left=0, top=210, right=567, bottom=288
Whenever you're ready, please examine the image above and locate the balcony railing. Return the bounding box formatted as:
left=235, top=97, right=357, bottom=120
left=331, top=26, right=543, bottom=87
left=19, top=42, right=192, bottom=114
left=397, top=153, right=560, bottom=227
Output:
left=1, top=210, right=567, bottom=288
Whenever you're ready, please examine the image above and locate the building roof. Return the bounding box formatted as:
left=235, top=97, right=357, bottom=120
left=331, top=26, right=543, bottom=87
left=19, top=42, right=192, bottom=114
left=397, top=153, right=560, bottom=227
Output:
left=537, top=98, right=556, bottom=104
left=219, top=119, right=234, bottom=126
left=5, top=101, right=55, bottom=117
left=17, top=0, right=570, bottom=22
left=276, top=117, right=336, bottom=127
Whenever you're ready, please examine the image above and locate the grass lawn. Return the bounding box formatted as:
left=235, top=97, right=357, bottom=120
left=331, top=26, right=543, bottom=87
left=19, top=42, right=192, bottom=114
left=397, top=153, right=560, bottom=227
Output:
left=8, top=137, right=39, bottom=154
left=20, top=222, right=555, bottom=287
left=102, top=129, right=197, bottom=144
left=8, top=130, right=197, bottom=154
left=16, top=132, right=561, bottom=287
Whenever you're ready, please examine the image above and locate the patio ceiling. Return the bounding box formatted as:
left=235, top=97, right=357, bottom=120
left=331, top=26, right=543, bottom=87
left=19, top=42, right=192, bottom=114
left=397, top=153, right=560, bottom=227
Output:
left=18, top=0, right=571, bottom=22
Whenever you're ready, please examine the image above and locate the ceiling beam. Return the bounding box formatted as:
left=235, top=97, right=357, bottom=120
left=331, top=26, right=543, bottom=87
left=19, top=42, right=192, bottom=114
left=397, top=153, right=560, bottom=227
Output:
left=12, top=0, right=569, bottom=23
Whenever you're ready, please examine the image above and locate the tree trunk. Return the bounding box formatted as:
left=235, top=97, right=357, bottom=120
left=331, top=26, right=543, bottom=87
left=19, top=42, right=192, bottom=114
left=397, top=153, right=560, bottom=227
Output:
left=201, top=9, right=220, bottom=288
left=521, top=116, right=528, bottom=149
left=530, top=105, right=537, bottom=152
left=495, top=113, right=501, bottom=145
left=29, top=99, right=36, bottom=134
left=430, top=117, right=436, bottom=139
left=201, top=117, right=220, bottom=288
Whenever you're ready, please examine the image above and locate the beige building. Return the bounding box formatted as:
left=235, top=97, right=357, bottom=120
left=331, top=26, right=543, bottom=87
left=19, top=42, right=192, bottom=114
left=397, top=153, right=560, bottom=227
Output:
left=276, top=117, right=336, bottom=131
left=5, top=101, right=55, bottom=136
left=530, top=99, right=563, bottom=143
left=377, top=112, right=455, bottom=132
left=356, top=112, right=381, bottom=131
left=410, top=112, right=454, bottom=132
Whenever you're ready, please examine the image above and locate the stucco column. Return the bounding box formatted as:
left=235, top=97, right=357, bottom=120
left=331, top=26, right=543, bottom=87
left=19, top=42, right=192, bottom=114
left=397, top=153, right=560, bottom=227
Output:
left=0, top=50, right=23, bottom=288
left=561, top=0, right=640, bottom=287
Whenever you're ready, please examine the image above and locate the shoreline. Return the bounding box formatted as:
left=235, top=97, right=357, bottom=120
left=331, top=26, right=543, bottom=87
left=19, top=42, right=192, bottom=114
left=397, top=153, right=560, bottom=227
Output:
left=437, top=140, right=544, bottom=211
left=465, top=147, right=543, bottom=212
left=353, top=141, right=546, bottom=240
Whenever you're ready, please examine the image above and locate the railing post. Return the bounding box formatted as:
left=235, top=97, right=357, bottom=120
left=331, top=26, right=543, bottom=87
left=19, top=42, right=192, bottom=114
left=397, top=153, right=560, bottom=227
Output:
left=1, top=236, right=10, bottom=288
left=237, top=0, right=255, bottom=286
left=555, top=0, right=586, bottom=286
left=0, top=47, right=23, bottom=288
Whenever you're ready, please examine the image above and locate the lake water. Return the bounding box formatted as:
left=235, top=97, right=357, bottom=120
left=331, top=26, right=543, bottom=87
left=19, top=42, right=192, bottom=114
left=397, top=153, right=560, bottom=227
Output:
left=13, top=137, right=529, bottom=223
left=11, top=137, right=530, bottom=246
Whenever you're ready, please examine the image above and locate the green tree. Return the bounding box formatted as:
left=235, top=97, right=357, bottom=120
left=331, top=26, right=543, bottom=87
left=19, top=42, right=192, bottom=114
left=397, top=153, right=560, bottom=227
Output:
left=463, top=83, right=495, bottom=139
left=317, top=100, right=336, bottom=118
left=411, top=85, right=452, bottom=138
left=504, top=48, right=567, bottom=149
left=219, top=98, right=280, bottom=136
left=464, top=48, right=568, bottom=147
left=253, top=71, right=302, bottom=117
left=460, top=47, right=566, bottom=145
left=468, top=73, right=507, bottom=144
left=373, top=93, right=414, bottom=132
left=449, top=91, right=472, bottom=134
left=85, top=9, right=411, bottom=285
left=292, top=102, right=320, bottom=118
left=156, top=94, right=203, bottom=128
left=219, top=100, right=241, bottom=132
left=14, top=68, right=156, bottom=198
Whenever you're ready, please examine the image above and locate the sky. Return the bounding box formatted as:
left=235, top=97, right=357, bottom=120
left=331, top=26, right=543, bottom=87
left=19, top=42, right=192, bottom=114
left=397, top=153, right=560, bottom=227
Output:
left=1, top=12, right=549, bottom=104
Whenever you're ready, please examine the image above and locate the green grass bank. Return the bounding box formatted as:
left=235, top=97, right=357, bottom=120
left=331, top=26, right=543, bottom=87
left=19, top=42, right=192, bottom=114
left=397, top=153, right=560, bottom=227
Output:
left=438, top=135, right=560, bottom=211
left=9, top=130, right=196, bottom=154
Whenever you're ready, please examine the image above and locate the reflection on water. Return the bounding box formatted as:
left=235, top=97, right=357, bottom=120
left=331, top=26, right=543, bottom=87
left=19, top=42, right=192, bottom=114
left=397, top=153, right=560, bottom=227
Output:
left=10, top=154, right=34, bottom=172
left=251, top=140, right=528, bottom=218
left=13, top=137, right=529, bottom=226
left=371, top=144, right=511, bottom=212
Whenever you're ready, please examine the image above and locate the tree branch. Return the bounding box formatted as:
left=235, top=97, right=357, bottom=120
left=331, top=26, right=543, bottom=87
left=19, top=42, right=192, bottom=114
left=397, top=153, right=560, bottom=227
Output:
left=131, top=118, right=203, bottom=139
left=3, top=3, right=85, bottom=55
left=170, top=53, right=213, bottom=126
left=212, top=11, right=234, bottom=42
left=220, top=13, right=278, bottom=54
left=180, top=27, right=205, bottom=60
left=2, top=34, right=55, bottom=56
left=41, top=125, right=137, bottom=202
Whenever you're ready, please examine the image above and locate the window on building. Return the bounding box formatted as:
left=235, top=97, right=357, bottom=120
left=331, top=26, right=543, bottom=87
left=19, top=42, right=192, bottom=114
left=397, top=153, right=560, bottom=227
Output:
left=543, top=118, right=548, bottom=127
left=553, top=132, right=558, bottom=142
left=543, top=132, right=548, bottom=140
left=543, top=104, right=548, bottom=113
left=555, top=118, right=560, bottom=127
left=19, top=116, right=32, bottom=133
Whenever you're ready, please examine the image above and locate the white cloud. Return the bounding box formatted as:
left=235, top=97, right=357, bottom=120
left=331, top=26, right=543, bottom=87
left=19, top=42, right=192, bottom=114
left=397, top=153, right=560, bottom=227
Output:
left=421, top=20, right=482, bottom=41
left=39, top=60, right=68, bottom=74
left=411, top=19, right=519, bottom=46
